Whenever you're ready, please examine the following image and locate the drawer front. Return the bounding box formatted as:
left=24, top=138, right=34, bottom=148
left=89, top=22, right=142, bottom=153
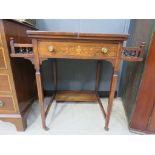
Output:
left=38, top=41, right=118, bottom=59
left=0, top=95, right=15, bottom=113
left=0, top=74, right=11, bottom=93
left=0, top=48, right=7, bottom=69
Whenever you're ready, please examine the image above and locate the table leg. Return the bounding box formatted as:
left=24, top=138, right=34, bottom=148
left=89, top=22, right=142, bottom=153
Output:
left=95, top=61, right=101, bottom=91
left=95, top=61, right=106, bottom=118
left=105, top=70, right=118, bottom=131
left=52, top=59, right=57, bottom=91
left=36, top=71, right=47, bottom=130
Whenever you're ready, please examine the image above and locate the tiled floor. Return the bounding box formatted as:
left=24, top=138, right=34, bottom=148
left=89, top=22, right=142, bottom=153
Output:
left=0, top=97, right=135, bottom=135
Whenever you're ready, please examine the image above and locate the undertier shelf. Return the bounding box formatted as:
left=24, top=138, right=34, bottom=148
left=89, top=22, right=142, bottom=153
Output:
left=55, top=91, right=98, bottom=102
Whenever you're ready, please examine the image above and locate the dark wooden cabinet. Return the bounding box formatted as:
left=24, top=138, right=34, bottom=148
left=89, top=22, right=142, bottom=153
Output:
left=0, top=20, right=36, bottom=131
left=130, top=32, right=155, bottom=133
left=122, top=19, right=155, bottom=134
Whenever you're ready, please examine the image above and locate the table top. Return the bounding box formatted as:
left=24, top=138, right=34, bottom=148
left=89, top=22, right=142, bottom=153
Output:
left=26, top=30, right=129, bottom=41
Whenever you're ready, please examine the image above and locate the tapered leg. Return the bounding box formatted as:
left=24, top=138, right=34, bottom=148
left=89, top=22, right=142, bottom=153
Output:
left=105, top=70, right=118, bottom=131
left=95, top=61, right=107, bottom=118
left=95, top=61, right=101, bottom=91
left=36, top=71, right=47, bottom=130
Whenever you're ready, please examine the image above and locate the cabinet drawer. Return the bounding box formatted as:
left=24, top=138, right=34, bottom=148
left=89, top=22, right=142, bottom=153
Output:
left=0, top=48, right=7, bottom=69
left=38, top=41, right=118, bottom=59
left=0, top=95, right=15, bottom=113
left=0, top=74, right=11, bottom=92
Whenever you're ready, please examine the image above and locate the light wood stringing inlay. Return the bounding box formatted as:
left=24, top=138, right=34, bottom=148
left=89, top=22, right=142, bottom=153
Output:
left=0, top=48, right=7, bottom=69
left=0, top=74, right=12, bottom=93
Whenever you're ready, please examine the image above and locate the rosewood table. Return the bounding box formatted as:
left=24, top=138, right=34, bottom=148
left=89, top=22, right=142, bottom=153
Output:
left=10, top=31, right=145, bottom=130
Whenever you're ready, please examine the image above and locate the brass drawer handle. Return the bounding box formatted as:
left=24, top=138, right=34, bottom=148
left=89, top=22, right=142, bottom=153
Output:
left=0, top=101, right=4, bottom=107
left=48, top=45, right=54, bottom=52
left=101, top=47, right=108, bottom=54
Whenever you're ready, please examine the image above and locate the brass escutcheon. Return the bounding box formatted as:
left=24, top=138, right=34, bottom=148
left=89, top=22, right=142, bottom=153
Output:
left=48, top=45, right=54, bottom=52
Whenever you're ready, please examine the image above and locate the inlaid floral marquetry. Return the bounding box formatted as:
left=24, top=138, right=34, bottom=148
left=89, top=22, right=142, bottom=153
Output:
left=38, top=41, right=118, bottom=59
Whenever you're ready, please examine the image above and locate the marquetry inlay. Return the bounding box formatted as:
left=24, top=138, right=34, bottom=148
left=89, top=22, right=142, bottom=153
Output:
left=38, top=41, right=118, bottom=58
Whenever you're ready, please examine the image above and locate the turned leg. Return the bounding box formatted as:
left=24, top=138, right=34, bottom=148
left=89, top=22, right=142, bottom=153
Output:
left=105, top=70, right=118, bottom=131
left=36, top=71, right=47, bottom=130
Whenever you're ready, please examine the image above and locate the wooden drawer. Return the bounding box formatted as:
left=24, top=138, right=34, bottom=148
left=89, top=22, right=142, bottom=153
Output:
left=0, top=48, right=7, bottom=69
left=0, top=74, right=11, bottom=93
left=38, top=41, right=118, bottom=59
left=0, top=95, right=15, bottom=113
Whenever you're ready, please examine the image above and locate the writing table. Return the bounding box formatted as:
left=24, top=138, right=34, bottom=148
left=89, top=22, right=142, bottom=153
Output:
left=10, top=31, right=145, bottom=130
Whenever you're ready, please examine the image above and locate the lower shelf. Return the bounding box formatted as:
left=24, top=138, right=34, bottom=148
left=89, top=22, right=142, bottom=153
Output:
left=44, top=90, right=117, bottom=98
left=55, top=91, right=97, bottom=102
